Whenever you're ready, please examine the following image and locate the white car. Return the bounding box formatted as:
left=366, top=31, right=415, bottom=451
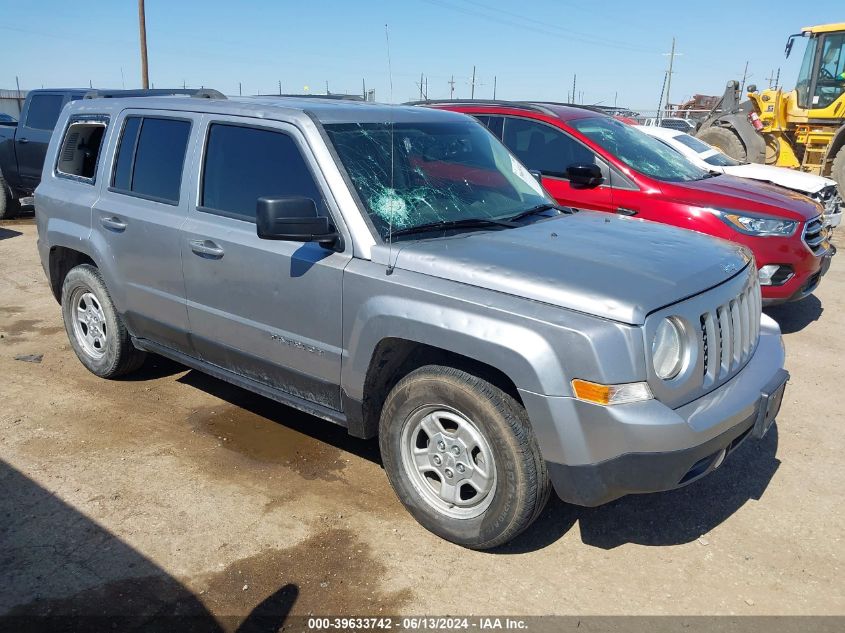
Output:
left=638, top=125, right=843, bottom=228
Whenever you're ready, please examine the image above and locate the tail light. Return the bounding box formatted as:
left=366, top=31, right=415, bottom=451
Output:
left=748, top=112, right=764, bottom=131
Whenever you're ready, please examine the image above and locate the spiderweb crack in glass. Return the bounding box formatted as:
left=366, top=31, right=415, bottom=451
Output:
left=324, top=120, right=549, bottom=238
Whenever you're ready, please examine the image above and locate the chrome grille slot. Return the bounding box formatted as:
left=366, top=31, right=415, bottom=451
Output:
left=803, top=216, right=829, bottom=256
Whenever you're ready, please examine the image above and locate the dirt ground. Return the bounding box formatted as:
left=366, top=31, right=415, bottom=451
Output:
left=1, top=212, right=843, bottom=627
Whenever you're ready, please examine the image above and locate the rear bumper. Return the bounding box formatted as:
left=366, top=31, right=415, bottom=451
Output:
left=520, top=315, right=786, bottom=507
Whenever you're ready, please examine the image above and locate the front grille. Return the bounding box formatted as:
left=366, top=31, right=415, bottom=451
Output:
left=803, top=216, right=830, bottom=256
left=699, top=274, right=761, bottom=385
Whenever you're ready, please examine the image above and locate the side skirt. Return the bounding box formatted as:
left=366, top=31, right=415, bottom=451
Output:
left=132, top=337, right=349, bottom=429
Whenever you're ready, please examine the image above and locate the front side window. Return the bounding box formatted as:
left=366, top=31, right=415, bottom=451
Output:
left=813, top=33, right=845, bottom=109
left=25, top=94, right=64, bottom=131
left=56, top=118, right=108, bottom=181
left=201, top=123, right=324, bottom=222
left=111, top=116, right=191, bottom=204
left=571, top=116, right=709, bottom=182
left=502, top=117, right=595, bottom=177
left=324, top=119, right=549, bottom=239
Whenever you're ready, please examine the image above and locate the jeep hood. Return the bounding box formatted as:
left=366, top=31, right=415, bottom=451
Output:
left=668, top=174, right=821, bottom=222
left=376, top=211, right=750, bottom=324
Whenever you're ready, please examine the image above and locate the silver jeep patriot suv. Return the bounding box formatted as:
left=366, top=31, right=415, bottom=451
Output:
left=35, top=92, right=788, bottom=549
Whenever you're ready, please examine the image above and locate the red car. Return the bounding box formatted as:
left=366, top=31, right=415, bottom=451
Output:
left=427, top=101, right=834, bottom=304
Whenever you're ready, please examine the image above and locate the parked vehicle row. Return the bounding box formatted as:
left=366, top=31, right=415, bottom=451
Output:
left=34, top=91, right=791, bottom=549
left=424, top=100, right=835, bottom=304
left=638, top=125, right=843, bottom=229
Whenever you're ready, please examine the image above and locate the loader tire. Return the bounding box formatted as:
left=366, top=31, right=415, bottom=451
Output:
left=698, top=127, right=747, bottom=163
left=832, top=145, right=845, bottom=197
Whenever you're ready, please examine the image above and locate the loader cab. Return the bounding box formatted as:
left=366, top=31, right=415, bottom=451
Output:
left=788, top=26, right=845, bottom=112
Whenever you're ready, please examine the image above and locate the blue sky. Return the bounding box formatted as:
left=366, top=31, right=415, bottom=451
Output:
left=1, top=1, right=842, bottom=110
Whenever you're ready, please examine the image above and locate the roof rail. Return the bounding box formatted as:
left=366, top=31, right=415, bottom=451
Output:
left=83, top=88, right=226, bottom=100
left=406, top=99, right=557, bottom=116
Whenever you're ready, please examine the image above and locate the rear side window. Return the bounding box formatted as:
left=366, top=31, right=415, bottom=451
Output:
left=200, top=123, right=324, bottom=222
left=111, top=116, right=191, bottom=204
left=25, top=94, right=65, bottom=131
left=56, top=117, right=109, bottom=181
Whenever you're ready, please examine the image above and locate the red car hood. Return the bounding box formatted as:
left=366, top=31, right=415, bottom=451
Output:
left=664, top=174, right=822, bottom=222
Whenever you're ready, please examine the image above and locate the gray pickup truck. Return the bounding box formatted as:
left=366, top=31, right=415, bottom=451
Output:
left=35, top=93, right=788, bottom=549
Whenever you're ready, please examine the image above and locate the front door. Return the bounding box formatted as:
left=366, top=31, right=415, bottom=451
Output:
left=181, top=117, right=350, bottom=410
left=501, top=116, right=615, bottom=212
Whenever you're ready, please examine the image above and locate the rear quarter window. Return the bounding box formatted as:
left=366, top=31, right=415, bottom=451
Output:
left=55, top=117, right=109, bottom=182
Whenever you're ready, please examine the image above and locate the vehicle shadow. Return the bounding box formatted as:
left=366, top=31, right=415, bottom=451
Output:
left=764, top=295, right=823, bottom=334
left=0, top=227, right=23, bottom=241
left=0, top=458, right=298, bottom=632
left=500, top=426, right=779, bottom=553
left=177, top=369, right=383, bottom=466
left=118, top=354, right=189, bottom=381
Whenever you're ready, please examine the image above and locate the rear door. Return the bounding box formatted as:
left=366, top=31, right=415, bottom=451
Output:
left=500, top=116, right=615, bottom=212
left=180, top=116, right=350, bottom=410
left=90, top=110, right=197, bottom=352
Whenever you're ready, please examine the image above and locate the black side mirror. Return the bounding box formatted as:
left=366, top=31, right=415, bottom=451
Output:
left=256, top=196, right=340, bottom=247
left=566, top=163, right=604, bottom=187
left=528, top=169, right=544, bottom=182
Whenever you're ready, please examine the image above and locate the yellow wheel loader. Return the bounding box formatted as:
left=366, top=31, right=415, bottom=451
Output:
left=696, top=22, right=845, bottom=192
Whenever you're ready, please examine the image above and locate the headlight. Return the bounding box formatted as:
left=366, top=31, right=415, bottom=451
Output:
left=714, top=209, right=797, bottom=237
left=652, top=317, right=685, bottom=380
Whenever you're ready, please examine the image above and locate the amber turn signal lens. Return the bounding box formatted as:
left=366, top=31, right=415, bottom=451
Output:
left=571, top=379, right=653, bottom=406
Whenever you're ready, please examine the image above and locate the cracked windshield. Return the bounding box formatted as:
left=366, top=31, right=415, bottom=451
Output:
left=324, top=119, right=550, bottom=240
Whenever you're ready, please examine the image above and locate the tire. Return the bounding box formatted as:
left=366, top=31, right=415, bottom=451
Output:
left=61, top=264, right=146, bottom=378
left=379, top=365, right=550, bottom=549
left=832, top=145, right=845, bottom=197
left=0, top=170, right=21, bottom=220
left=697, top=126, right=747, bottom=163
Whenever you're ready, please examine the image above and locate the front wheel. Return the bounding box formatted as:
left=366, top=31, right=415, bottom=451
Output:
left=379, top=366, right=550, bottom=549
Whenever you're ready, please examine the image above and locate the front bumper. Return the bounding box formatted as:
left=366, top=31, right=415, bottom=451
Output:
left=520, top=315, right=787, bottom=507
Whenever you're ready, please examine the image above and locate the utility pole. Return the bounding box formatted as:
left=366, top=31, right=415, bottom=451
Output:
left=775, top=67, right=780, bottom=89
left=326, top=80, right=330, bottom=95
left=571, top=74, right=576, bottom=104
left=471, top=66, right=476, bottom=99
left=278, top=80, right=282, bottom=95
left=739, top=60, right=751, bottom=95
left=766, top=69, right=776, bottom=89
left=663, top=37, right=681, bottom=116
left=239, top=82, right=242, bottom=96
left=493, top=76, right=497, bottom=99
left=425, top=76, right=428, bottom=100
left=15, top=76, right=22, bottom=114
left=138, top=0, right=149, bottom=89
left=449, top=75, right=455, bottom=99
left=614, top=91, right=618, bottom=108
left=656, top=70, right=668, bottom=122
left=120, top=67, right=125, bottom=89
left=362, top=78, right=366, bottom=100
left=420, top=73, right=424, bottom=100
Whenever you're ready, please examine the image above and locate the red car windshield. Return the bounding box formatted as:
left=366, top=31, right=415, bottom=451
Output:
left=571, top=117, right=710, bottom=183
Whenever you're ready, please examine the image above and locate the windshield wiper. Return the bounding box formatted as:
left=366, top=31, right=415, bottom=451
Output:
left=390, top=217, right=516, bottom=238
left=507, top=203, right=572, bottom=223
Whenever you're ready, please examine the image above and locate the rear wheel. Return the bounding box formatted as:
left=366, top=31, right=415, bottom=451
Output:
left=379, top=365, right=550, bottom=549
left=61, top=264, right=146, bottom=378
left=0, top=170, right=21, bottom=220
left=832, top=145, right=845, bottom=196
left=697, top=127, right=747, bottom=163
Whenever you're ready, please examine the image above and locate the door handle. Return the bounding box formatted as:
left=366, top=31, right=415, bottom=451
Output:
left=189, top=239, right=225, bottom=259
left=100, top=216, right=127, bottom=231
left=17, top=137, right=29, bottom=144
left=616, top=207, right=638, bottom=216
